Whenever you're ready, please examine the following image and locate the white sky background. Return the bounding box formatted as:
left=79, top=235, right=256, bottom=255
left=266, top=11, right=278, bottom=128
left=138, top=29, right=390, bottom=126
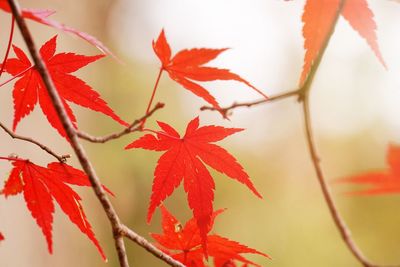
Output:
left=109, top=0, right=400, bottom=144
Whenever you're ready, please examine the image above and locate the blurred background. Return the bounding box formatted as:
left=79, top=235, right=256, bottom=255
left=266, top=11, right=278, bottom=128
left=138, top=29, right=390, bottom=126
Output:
left=1, top=0, right=400, bottom=266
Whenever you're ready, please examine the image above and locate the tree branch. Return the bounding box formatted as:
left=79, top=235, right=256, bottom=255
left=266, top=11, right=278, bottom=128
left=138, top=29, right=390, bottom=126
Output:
left=200, top=89, right=300, bottom=116
left=120, top=224, right=185, bottom=267
left=298, top=1, right=398, bottom=267
left=77, top=102, right=164, bottom=143
left=201, top=0, right=398, bottom=266
left=0, top=121, right=69, bottom=162
left=6, top=1, right=184, bottom=267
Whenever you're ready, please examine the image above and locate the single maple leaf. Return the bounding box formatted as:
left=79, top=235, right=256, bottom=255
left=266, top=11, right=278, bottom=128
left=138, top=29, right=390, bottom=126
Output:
left=152, top=30, right=268, bottom=116
left=0, top=0, right=114, bottom=56
left=0, top=35, right=128, bottom=139
left=125, top=117, right=262, bottom=251
left=300, top=0, right=386, bottom=86
left=335, top=144, right=400, bottom=195
left=151, top=206, right=270, bottom=267
left=0, top=158, right=111, bottom=259
left=0, top=232, right=4, bottom=241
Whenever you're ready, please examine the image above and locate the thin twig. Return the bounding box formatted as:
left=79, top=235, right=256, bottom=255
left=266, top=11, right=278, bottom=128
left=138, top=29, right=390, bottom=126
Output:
left=201, top=0, right=398, bottom=266
left=7, top=1, right=184, bottom=267
left=0, top=65, right=34, bottom=88
left=77, top=102, right=164, bottom=143
left=0, top=15, right=15, bottom=78
left=200, top=89, right=300, bottom=116
left=0, top=122, right=69, bottom=162
left=120, top=224, right=186, bottom=267
left=301, top=96, right=398, bottom=267
left=141, top=68, right=163, bottom=128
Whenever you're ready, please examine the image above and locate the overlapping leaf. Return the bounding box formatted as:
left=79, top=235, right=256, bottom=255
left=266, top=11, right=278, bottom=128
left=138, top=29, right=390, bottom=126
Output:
left=0, top=0, right=113, bottom=56
left=126, top=117, right=262, bottom=250
left=336, top=144, right=400, bottom=195
left=152, top=206, right=269, bottom=267
left=0, top=36, right=128, bottom=139
left=152, top=30, right=268, bottom=116
left=300, top=0, right=386, bottom=86
left=1, top=158, right=110, bottom=259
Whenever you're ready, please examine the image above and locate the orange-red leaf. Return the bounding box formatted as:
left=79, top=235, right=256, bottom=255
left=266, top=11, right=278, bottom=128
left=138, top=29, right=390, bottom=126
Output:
left=300, top=0, right=341, bottom=86
left=126, top=117, right=261, bottom=251
left=1, top=36, right=128, bottom=140
left=300, top=0, right=386, bottom=86
left=151, top=206, right=269, bottom=267
left=152, top=30, right=268, bottom=115
left=1, top=159, right=109, bottom=260
left=341, top=0, right=386, bottom=68
left=0, top=0, right=114, bottom=56
left=335, top=144, right=400, bottom=195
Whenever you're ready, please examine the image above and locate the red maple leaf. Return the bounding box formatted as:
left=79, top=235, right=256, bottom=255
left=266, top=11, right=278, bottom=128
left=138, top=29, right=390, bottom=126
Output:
left=0, top=232, right=4, bottom=241
left=0, top=0, right=113, bottom=56
left=300, top=0, right=386, bottom=86
left=0, top=35, right=128, bottom=139
left=151, top=206, right=270, bottom=267
left=0, top=157, right=111, bottom=259
left=335, top=144, right=400, bottom=195
left=125, top=117, right=262, bottom=250
left=150, top=30, right=268, bottom=117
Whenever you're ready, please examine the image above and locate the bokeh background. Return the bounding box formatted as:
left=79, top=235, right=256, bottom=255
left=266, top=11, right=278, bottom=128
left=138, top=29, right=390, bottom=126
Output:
left=1, top=0, right=400, bottom=266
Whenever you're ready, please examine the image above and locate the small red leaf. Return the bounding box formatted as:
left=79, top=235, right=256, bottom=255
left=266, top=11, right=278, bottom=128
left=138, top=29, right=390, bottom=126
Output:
left=335, top=144, right=400, bottom=195
left=152, top=30, right=268, bottom=114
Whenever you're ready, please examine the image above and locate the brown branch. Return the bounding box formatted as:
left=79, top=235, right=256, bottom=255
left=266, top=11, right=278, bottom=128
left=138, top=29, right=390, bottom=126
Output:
left=200, top=89, right=300, bottom=116
left=298, top=1, right=399, bottom=267
left=201, top=0, right=399, bottom=265
left=77, top=102, right=164, bottom=143
left=0, top=122, right=69, bottom=162
left=6, top=1, right=184, bottom=267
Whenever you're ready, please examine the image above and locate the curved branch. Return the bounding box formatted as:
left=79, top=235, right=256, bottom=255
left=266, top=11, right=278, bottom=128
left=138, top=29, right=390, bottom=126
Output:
left=200, top=89, right=300, bottom=116
left=301, top=94, right=395, bottom=267
left=0, top=122, right=69, bottom=162
left=298, top=1, right=399, bottom=266
left=6, top=1, right=184, bottom=267
left=77, top=102, right=164, bottom=143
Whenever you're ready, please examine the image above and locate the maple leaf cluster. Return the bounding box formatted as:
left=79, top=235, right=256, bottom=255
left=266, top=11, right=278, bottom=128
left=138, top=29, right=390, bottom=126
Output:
left=0, top=0, right=395, bottom=266
left=126, top=117, right=262, bottom=251
left=0, top=0, right=269, bottom=261
left=151, top=206, right=270, bottom=267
